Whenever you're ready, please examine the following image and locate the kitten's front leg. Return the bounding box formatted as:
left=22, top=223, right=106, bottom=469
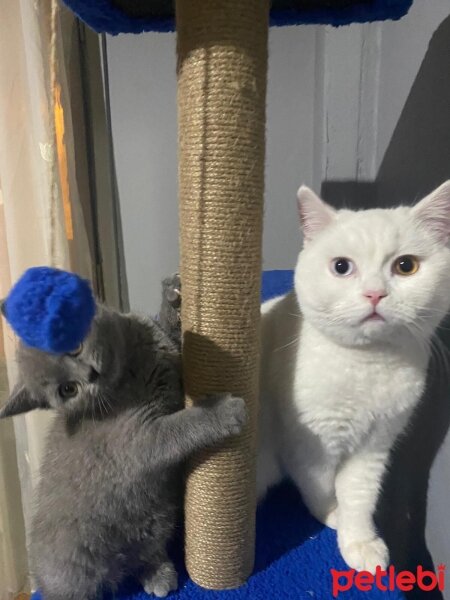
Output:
left=159, top=273, right=181, bottom=346
left=335, top=448, right=390, bottom=573
left=150, top=394, right=247, bottom=467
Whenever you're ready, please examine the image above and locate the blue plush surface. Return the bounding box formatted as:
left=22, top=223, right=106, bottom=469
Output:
left=31, top=271, right=404, bottom=599
left=4, top=267, right=96, bottom=354
left=270, top=0, right=413, bottom=28
left=62, top=0, right=413, bottom=35
left=261, top=269, right=295, bottom=302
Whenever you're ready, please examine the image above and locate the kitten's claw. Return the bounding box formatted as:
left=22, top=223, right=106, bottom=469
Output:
left=162, top=273, right=181, bottom=309
left=339, top=536, right=389, bottom=573
left=206, top=393, right=247, bottom=437
left=142, top=561, right=178, bottom=598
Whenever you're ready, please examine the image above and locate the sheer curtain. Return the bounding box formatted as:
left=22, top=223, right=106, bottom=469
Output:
left=0, top=1, right=92, bottom=596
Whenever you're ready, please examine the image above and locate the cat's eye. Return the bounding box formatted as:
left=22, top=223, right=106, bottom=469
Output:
left=331, top=258, right=354, bottom=277
left=58, top=382, right=79, bottom=400
left=393, top=255, right=420, bottom=276
left=68, top=344, right=83, bottom=357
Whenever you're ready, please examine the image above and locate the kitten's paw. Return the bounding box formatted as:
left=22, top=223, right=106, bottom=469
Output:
left=209, top=393, right=247, bottom=437
left=340, top=536, right=389, bottom=573
left=142, top=561, right=178, bottom=598
left=162, top=273, right=181, bottom=309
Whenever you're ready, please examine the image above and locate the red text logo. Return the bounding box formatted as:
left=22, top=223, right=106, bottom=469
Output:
left=331, top=565, right=446, bottom=597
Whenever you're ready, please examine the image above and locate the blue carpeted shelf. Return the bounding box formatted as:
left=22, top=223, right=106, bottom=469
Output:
left=62, top=0, right=413, bottom=35
left=31, top=271, right=404, bottom=599
left=261, top=269, right=295, bottom=301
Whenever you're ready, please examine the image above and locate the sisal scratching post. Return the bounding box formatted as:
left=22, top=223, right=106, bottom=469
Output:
left=176, top=0, right=269, bottom=590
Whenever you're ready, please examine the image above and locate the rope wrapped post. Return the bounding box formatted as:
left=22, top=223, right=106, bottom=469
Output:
left=176, top=0, right=269, bottom=590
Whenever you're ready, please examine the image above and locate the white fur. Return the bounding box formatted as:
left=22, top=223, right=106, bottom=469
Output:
left=257, top=182, right=450, bottom=573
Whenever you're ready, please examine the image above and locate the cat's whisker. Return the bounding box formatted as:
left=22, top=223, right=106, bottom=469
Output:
left=103, top=393, right=113, bottom=414
left=405, top=305, right=450, bottom=317
left=402, top=321, right=450, bottom=383
left=101, top=393, right=112, bottom=417
left=428, top=341, right=450, bottom=386
left=81, top=395, right=88, bottom=431
left=274, top=337, right=299, bottom=352
left=414, top=315, right=450, bottom=334
left=99, top=395, right=108, bottom=419
left=97, top=395, right=104, bottom=419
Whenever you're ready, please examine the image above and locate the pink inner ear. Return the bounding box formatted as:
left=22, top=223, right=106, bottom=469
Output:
left=297, top=186, right=336, bottom=241
left=413, top=181, right=450, bottom=242
left=298, top=204, right=329, bottom=240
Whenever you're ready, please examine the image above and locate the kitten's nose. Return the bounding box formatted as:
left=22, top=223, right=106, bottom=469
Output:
left=363, top=290, right=387, bottom=307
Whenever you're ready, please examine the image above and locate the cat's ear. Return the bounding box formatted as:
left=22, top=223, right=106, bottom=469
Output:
left=412, top=181, right=450, bottom=243
left=0, top=385, right=49, bottom=418
left=297, top=185, right=336, bottom=241
left=0, top=298, right=6, bottom=317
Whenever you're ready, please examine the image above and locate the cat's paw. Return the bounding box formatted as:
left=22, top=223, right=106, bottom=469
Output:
left=162, top=273, right=181, bottom=309
left=339, top=536, right=389, bottom=573
left=209, top=393, right=247, bottom=437
left=142, top=561, right=178, bottom=598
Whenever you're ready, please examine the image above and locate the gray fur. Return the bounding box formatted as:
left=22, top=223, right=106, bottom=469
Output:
left=1, top=300, right=246, bottom=599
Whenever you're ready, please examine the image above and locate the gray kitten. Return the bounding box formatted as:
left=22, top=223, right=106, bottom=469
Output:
left=0, top=290, right=246, bottom=599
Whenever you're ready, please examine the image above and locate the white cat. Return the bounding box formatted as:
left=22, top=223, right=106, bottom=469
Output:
left=257, top=181, right=450, bottom=573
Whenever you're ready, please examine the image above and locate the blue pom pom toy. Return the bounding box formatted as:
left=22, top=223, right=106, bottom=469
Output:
left=2, top=267, right=96, bottom=354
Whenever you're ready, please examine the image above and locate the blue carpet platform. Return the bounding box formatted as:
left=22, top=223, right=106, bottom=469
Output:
left=31, top=271, right=403, bottom=600
left=62, top=0, right=413, bottom=35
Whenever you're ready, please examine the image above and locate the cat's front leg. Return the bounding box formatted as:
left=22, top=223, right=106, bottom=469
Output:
left=335, top=448, right=390, bottom=573
left=150, top=393, right=247, bottom=467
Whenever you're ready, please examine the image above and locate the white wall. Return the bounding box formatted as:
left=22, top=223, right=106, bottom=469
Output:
left=375, top=0, right=450, bottom=171
left=107, top=32, right=178, bottom=315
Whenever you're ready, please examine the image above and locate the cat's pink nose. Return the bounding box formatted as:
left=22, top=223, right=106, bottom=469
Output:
left=363, top=290, right=387, bottom=307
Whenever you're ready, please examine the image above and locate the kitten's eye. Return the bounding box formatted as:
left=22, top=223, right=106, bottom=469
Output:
left=68, top=344, right=83, bottom=357
left=58, top=382, right=79, bottom=400
left=331, top=258, right=354, bottom=277
left=393, top=255, right=420, bottom=276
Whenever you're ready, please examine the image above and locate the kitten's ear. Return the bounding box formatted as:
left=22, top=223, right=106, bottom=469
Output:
left=297, top=185, right=336, bottom=241
left=412, top=181, right=450, bottom=243
left=0, top=385, right=48, bottom=418
left=0, top=298, right=6, bottom=317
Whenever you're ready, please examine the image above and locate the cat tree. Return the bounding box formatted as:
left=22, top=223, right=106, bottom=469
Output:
left=61, top=0, right=413, bottom=591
